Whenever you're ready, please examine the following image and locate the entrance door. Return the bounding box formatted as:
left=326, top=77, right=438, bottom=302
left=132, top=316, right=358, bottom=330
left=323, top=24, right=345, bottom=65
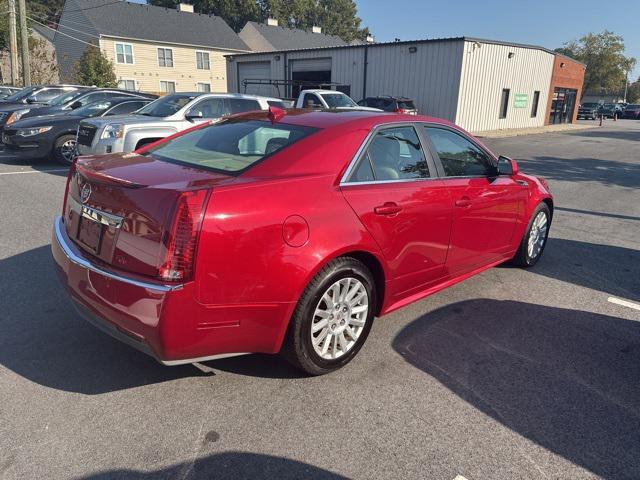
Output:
left=549, top=88, right=578, bottom=124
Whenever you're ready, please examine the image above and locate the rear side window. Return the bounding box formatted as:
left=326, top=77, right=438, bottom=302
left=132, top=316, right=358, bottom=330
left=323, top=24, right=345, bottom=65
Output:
left=227, top=98, right=261, bottom=114
left=144, top=120, right=317, bottom=174
left=105, top=101, right=147, bottom=115
left=187, top=98, right=226, bottom=118
left=425, top=127, right=493, bottom=177
left=302, top=93, right=322, bottom=108
left=350, top=126, right=430, bottom=182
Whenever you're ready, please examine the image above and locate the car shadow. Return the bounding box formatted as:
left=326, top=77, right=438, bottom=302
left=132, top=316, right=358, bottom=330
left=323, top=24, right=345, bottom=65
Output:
left=0, top=245, right=303, bottom=395
left=516, top=156, right=640, bottom=188
left=499, top=237, right=640, bottom=302
left=74, top=452, right=348, bottom=479
left=0, top=149, right=69, bottom=176
left=393, top=299, right=640, bottom=480
left=566, top=126, right=640, bottom=142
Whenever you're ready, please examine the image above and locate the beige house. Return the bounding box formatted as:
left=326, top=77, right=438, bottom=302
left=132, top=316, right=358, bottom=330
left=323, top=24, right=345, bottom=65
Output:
left=55, top=0, right=250, bottom=93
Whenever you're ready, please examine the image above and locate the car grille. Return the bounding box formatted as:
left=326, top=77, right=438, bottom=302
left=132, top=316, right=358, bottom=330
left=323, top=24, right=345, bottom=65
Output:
left=77, top=124, right=97, bottom=146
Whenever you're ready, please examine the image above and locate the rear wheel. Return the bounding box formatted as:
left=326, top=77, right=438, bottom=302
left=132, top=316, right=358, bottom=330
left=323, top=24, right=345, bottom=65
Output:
left=53, top=134, right=77, bottom=165
left=282, top=257, right=376, bottom=375
left=511, top=203, right=551, bottom=267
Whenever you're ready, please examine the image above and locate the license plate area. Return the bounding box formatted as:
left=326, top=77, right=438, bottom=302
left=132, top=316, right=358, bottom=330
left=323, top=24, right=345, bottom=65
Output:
left=77, top=214, right=105, bottom=255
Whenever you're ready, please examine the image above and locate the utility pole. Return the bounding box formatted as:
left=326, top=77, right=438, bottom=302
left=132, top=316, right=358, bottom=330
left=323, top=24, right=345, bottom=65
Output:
left=17, top=0, right=31, bottom=86
left=623, top=70, right=629, bottom=103
left=8, top=0, right=19, bottom=85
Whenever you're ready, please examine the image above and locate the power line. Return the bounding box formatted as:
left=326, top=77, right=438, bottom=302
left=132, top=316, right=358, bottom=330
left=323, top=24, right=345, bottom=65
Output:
left=27, top=16, right=101, bottom=48
left=29, top=12, right=100, bottom=38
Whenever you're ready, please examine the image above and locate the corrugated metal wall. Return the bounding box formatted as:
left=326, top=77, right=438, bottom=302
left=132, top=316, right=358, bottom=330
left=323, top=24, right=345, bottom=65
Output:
left=456, top=41, right=554, bottom=132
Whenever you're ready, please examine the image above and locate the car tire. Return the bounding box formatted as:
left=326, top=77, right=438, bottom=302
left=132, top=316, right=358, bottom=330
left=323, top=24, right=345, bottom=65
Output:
left=282, top=257, right=376, bottom=375
left=511, top=202, right=551, bottom=268
left=53, top=134, right=77, bottom=165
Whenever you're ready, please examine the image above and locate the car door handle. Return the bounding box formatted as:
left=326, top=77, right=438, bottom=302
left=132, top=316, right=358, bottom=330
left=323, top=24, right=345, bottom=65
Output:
left=455, top=197, right=472, bottom=208
left=374, top=202, right=402, bottom=216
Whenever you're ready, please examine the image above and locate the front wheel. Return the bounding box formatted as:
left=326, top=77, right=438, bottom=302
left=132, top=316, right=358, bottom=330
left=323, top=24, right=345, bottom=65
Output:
left=53, top=134, right=77, bottom=165
left=282, top=257, right=376, bottom=375
left=511, top=203, right=551, bottom=267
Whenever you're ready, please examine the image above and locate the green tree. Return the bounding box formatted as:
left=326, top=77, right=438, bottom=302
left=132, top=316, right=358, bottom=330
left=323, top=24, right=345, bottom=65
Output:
left=627, top=77, right=640, bottom=103
left=556, top=31, right=636, bottom=93
left=73, top=45, right=117, bottom=87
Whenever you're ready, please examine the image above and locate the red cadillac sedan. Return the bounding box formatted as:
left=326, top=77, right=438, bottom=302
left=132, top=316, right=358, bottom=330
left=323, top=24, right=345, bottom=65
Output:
left=52, top=108, right=552, bottom=375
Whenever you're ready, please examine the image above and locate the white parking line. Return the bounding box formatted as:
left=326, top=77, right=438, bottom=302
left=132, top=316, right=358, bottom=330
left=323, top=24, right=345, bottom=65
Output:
left=453, top=476, right=469, bottom=480
left=608, top=296, right=640, bottom=312
left=0, top=169, right=68, bottom=176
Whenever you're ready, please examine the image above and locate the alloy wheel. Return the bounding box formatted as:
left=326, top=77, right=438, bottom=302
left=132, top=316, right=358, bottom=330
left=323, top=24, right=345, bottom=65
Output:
left=527, top=211, right=548, bottom=260
left=60, top=139, right=77, bottom=163
left=311, top=277, right=369, bottom=360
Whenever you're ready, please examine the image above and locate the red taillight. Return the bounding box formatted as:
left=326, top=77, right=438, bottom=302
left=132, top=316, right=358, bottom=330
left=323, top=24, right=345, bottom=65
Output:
left=159, top=189, right=210, bottom=282
left=395, top=108, right=407, bottom=114
left=61, top=159, right=78, bottom=217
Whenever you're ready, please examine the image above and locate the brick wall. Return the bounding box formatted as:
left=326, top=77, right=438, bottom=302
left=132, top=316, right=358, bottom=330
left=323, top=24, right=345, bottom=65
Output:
left=544, top=55, right=586, bottom=124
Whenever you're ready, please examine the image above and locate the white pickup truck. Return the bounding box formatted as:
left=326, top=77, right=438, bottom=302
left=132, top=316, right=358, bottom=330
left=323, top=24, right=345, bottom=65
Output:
left=295, top=89, right=381, bottom=111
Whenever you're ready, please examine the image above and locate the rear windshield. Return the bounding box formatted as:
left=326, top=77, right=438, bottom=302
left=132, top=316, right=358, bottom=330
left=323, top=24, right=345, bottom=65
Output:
left=144, top=119, right=317, bottom=174
left=3, top=86, right=37, bottom=102
left=136, top=94, right=196, bottom=117
left=397, top=100, right=416, bottom=109
left=320, top=93, right=357, bottom=108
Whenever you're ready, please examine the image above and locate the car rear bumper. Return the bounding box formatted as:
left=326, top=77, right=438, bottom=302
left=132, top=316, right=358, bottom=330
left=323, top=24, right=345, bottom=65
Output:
left=51, top=216, right=288, bottom=364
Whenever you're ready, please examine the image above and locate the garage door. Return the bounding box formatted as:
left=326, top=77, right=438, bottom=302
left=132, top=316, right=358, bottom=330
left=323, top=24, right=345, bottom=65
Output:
left=238, top=61, right=273, bottom=97
left=289, top=57, right=332, bottom=73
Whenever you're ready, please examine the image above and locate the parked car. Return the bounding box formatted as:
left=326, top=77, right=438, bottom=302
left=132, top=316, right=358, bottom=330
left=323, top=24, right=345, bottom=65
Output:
left=52, top=109, right=553, bottom=375
left=622, top=104, right=640, bottom=119
left=296, top=89, right=381, bottom=111
left=0, top=85, right=88, bottom=135
left=2, top=97, right=154, bottom=164
left=76, top=93, right=285, bottom=156
left=599, top=103, right=624, bottom=118
left=358, top=96, right=418, bottom=114
left=4, top=88, right=156, bottom=124
left=577, top=102, right=600, bottom=120
left=0, top=86, right=20, bottom=99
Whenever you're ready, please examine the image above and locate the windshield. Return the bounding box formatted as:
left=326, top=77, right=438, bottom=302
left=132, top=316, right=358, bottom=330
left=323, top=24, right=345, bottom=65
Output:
left=48, top=90, right=86, bottom=106
left=70, top=100, right=114, bottom=117
left=136, top=94, right=196, bottom=117
left=145, top=119, right=317, bottom=174
left=320, top=93, right=357, bottom=108
left=3, top=86, right=38, bottom=102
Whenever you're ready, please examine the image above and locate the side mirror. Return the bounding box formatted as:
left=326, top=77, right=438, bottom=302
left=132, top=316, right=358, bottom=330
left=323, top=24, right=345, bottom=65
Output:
left=497, top=155, right=519, bottom=175
left=185, top=110, right=204, bottom=121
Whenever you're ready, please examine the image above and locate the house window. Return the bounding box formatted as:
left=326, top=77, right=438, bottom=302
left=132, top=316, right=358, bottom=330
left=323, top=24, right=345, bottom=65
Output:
left=118, top=79, right=136, bottom=91
left=115, top=43, right=134, bottom=64
left=158, top=48, right=173, bottom=68
left=196, top=82, right=211, bottom=92
left=160, top=81, right=176, bottom=93
left=196, top=51, right=210, bottom=70
left=531, top=91, right=540, bottom=118
left=499, top=88, right=510, bottom=119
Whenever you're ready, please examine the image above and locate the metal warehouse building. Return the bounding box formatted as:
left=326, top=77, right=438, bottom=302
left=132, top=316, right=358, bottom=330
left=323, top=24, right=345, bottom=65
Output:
left=226, top=37, right=585, bottom=132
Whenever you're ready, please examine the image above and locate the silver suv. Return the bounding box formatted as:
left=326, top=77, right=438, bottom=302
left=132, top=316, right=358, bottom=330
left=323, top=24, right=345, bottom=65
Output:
left=76, top=92, right=287, bottom=155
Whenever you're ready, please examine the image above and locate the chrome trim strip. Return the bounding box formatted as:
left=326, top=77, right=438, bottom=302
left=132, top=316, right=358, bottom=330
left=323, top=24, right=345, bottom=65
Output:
left=68, top=196, right=124, bottom=228
left=161, top=352, right=251, bottom=366
left=54, top=216, right=182, bottom=292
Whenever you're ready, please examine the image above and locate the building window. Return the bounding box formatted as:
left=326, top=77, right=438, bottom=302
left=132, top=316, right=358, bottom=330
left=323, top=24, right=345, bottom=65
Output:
left=499, top=88, right=510, bottom=119
left=196, top=51, right=210, bottom=70
left=160, top=81, right=176, bottom=93
left=157, top=48, right=173, bottom=67
left=115, top=43, right=134, bottom=64
left=196, top=82, right=211, bottom=92
left=531, top=91, right=540, bottom=118
left=118, top=79, right=136, bottom=91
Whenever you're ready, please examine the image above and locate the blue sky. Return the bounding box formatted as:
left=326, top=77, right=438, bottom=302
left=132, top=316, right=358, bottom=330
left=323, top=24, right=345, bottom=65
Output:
left=356, top=0, right=639, bottom=79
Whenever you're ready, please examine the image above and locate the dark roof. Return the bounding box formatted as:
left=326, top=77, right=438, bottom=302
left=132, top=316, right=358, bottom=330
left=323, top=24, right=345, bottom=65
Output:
left=244, top=21, right=348, bottom=50
left=65, top=0, right=249, bottom=51
left=32, top=23, right=56, bottom=43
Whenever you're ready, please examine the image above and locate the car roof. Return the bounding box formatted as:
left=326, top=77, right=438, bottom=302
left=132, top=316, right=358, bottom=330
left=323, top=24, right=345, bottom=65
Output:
left=236, top=108, right=452, bottom=130
left=368, top=95, right=413, bottom=100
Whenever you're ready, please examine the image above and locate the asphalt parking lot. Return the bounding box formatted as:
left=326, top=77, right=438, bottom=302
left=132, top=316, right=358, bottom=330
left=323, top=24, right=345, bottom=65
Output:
left=1, top=120, right=639, bottom=480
